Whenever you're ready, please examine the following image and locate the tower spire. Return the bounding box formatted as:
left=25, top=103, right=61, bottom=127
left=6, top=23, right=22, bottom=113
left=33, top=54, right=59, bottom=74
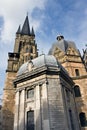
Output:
left=31, top=26, right=35, bottom=37
left=21, top=15, right=30, bottom=35
left=16, top=25, right=21, bottom=34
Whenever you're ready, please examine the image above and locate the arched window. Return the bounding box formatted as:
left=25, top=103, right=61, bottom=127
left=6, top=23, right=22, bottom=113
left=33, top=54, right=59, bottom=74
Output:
left=79, top=112, right=87, bottom=127
left=30, top=47, right=33, bottom=53
left=75, top=69, right=80, bottom=76
left=74, top=85, right=81, bottom=97
left=26, top=47, right=29, bottom=53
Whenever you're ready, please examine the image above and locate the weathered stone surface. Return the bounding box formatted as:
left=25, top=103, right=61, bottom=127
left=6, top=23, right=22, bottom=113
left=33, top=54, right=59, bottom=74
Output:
left=51, top=39, right=87, bottom=130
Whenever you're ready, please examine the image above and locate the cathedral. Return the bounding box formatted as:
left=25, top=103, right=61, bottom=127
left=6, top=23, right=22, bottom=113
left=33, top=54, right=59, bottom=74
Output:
left=2, top=15, right=87, bottom=130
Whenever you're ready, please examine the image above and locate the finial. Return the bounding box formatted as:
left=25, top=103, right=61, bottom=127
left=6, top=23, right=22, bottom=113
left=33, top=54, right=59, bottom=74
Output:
left=57, top=35, right=64, bottom=41
left=31, top=26, right=35, bottom=37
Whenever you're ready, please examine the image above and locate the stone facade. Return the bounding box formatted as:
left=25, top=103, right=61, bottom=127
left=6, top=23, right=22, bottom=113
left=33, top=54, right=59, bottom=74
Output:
left=0, top=105, right=2, bottom=130
left=2, top=16, right=38, bottom=130
left=2, top=16, right=87, bottom=130
left=13, top=55, right=80, bottom=130
left=49, top=35, right=87, bottom=130
left=2, top=72, right=16, bottom=130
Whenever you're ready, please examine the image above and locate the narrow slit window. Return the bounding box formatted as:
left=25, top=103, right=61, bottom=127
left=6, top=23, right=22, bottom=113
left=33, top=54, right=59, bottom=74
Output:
left=75, top=69, right=80, bottom=76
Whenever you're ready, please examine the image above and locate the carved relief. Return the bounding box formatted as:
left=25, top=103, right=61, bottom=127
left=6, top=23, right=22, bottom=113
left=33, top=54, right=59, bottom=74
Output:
left=67, top=47, right=79, bottom=56
left=28, top=61, right=34, bottom=71
left=53, top=47, right=66, bottom=62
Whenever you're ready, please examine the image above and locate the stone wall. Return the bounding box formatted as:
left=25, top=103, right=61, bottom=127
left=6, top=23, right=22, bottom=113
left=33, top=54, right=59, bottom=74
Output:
left=2, top=72, right=16, bottom=130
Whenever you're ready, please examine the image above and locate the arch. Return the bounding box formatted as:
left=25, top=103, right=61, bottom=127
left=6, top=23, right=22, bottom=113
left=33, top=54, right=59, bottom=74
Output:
left=26, top=47, right=29, bottom=53
left=79, top=112, right=87, bottom=127
left=28, top=46, right=33, bottom=53
left=30, top=47, right=33, bottom=53
left=74, top=85, right=81, bottom=97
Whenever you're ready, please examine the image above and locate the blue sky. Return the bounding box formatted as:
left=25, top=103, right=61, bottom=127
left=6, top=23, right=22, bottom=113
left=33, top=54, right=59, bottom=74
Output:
left=0, top=0, right=87, bottom=101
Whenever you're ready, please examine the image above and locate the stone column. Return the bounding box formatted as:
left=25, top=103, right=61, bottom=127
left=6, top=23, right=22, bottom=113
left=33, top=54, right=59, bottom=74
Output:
left=42, top=83, right=50, bottom=130
left=35, top=84, right=41, bottom=130
left=19, top=89, right=25, bottom=130
left=14, top=91, right=19, bottom=130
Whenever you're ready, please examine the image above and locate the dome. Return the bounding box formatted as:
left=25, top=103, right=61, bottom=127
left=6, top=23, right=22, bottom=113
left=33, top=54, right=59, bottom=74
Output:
left=17, top=55, right=60, bottom=76
left=48, top=35, right=78, bottom=55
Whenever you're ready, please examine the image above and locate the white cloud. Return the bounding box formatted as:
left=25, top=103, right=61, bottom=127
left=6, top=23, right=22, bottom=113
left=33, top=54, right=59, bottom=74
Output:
left=0, top=0, right=47, bottom=44
left=0, top=0, right=47, bottom=67
left=0, top=0, right=47, bottom=92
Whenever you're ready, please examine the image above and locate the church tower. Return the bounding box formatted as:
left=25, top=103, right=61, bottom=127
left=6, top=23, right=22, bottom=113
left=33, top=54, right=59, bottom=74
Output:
left=49, top=35, right=87, bottom=130
left=2, top=15, right=38, bottom=130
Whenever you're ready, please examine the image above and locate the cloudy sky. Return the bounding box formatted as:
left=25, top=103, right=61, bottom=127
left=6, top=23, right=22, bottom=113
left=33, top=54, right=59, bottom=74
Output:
left=0, top=0, right=87, bottom=100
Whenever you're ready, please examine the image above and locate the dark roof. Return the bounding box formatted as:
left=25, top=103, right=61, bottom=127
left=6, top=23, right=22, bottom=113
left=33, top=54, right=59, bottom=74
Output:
left=21, top=15, right=30, bottom=35
left=31, top=27, right=35, bottom=36
left=48, top=38, right=78, bottom=55
left=17, top=55, right=68, bottom=76
left=16, top=25, right=21, bottom=34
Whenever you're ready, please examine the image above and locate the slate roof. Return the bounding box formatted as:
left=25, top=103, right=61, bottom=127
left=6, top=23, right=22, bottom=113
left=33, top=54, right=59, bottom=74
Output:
left=48, top=38, right=78, bottom=55
left=16, top=15, right=36, bottom=36
left=31, top=27, right=35, bottom=36
left=21, top=15, right=30, bottom=35
left=16, top=25, right=21, bottom=34
left=17, top=55, right=67, bottom=76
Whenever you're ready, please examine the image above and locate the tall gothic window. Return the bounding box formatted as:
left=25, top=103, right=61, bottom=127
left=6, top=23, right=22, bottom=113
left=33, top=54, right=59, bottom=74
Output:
left=27, top=110, right=34, bottom=130
left=28, top=47, right=33, bottom=53
left=75, top=69, right=80, bottom=76
left=74, top=85, right=81, bottom=97
left=79, top=112, right=87, bottom=127
left=26, top=47, right=29, bottom=53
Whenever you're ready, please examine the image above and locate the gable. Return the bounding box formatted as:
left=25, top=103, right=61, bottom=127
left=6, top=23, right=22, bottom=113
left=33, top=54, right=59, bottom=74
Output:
left=53, top=47, right=65, bottom=56
left=53, top=47, right=67, bottom=63
left=66, top=47, right=79, bottom=56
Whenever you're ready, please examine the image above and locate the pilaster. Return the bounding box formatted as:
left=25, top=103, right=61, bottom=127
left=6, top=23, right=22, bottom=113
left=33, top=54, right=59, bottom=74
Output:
left=35, top=84, right=41, bottom=130
left=42, top=83, right=50, bottom=130
left=14, top=91, right=19, bottom=130
left=19, top=89, right=25, bottom=130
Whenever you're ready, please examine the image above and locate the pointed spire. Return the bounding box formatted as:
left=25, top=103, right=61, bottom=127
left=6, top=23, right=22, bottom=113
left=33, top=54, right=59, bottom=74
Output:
left=31, top=27, right=35, bottom=37
left=21, top=15, right=30, bottom=35
left=16, top=25, right=21, bottom=34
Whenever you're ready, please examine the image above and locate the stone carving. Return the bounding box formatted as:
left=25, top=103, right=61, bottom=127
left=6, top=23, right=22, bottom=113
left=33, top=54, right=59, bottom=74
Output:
left=28, top=61, right=34, bottom=71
